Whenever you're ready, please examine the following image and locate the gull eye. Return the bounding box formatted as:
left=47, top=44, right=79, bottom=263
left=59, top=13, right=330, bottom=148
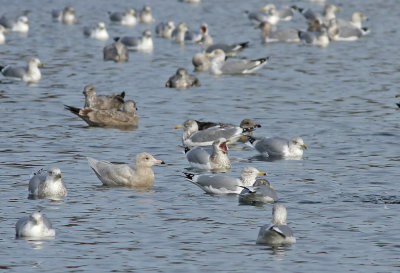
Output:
left=145, top=157, right=149, bottom=160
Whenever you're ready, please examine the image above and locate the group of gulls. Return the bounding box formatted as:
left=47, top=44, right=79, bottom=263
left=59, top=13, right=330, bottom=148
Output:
left=7, top=2, right=366, bottom=245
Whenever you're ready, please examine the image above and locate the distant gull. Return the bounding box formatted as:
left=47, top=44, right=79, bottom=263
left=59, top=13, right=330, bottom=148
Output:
left=256, top=204, right=296, bottom=245
left=298, top=29, right=330, bottom=47
left=28, top=168, right=67, bottom=199
left=256, top=22, right=300, bottom=43
left=0, top=25, right=9, bottom=44
left=83, top=22, right=109, bottom=41
left=165, top=68, right=200, bottom=89
left=87, top=153, right=165, bottom=188
left=108, top=8, right=137, bottom=26
left=239, top=178, right=277, bottom=204
left=139, top=5, right=155, bottom=24
left=155, top=21, right=175, bottom=39
left=194, top=118, right=261, bottom=142
left=64, top=100, right=139, bottom=128
left=174, top=119, right=255, bottom=147
left=293, top=4, right=340, bottom=26
left=205, top=49, right=269, bottom=75
left=248, top=136, right=308, bottom=159
left=103, top=41, right=129, bottom=63
left=173, top=22, right=189, bottom=44
left=0, top=15, right=29, bottom=33
left=184, top=166, right=266, bottom=194
left=82, top=84, right=125, bottom=110
left=337, top=12, right=368, bottom=29
left=0, top=57, right=44, bottom=82
left=185, top=138, right=231, bottom=171
left=52, top=6, right=76, bottom=24
left=192, top=52, right=210, bottom=72
left=16, top=211, right=56, bottom=239
left=204, top=41, right=249, bottom=57
left=115, top=30, right=153, bottom=52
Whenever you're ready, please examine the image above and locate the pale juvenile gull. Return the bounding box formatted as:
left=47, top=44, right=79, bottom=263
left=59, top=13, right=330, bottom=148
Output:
left=205, top=49, right=269, bottom=75
left=0, top=25, right=9, bottom=44
left=0, top=57, right=44, bottom=82
left=204, top=41, right=249, bottom=57
left=239, top=178, right=277, bottom=204
left=292, top=4, right=340, bottom=26
left=192, top=52, right=210, bottom=72
left=28, top=168, right=67, bottom=198
left=82, top=84, right=125, bottom=110
left=185, top=138, right=230, bottom=171
left=256, top=22, right=300, bottom=43
left=0, top=15, right=29, bottom=33
left=174, top=119, right=255, bottom=147
left=115, top=30, right=153, bottom=52
left=184, top=167, right=266, bottom=194
left=64, top=100, right=139, bottom=128
left=155, top=21, right=175, bottom=39
left=256, top=204, right=296, bottom=245
left=109, top=8, right=137, bottom=26
left=298, top=29, right=330, bottom=47
left=103, top=41, right=129, bottom=63
left=87, top=153, right=165, bottom=188
left=139, top=5, right=155, bottom=24
left=194, top=118, right=261, bottom=142
left=52, top=6, right=76, bottom=24
left=16, top=211, right=56, bottom=239
left=83, top=22, right=109, bottom=41
left=248, top=136, right=308, bottom=159
left=337, top=11, right=368, bottom=29
left=165, top=68, right=200, bottom=89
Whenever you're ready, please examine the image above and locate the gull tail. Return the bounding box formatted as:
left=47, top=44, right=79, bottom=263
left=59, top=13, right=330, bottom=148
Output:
left=183, top=172, right=195, bottom=181
left=64, top=105, right=81, bottom=116
left=247, top=136, right=256, bottom=144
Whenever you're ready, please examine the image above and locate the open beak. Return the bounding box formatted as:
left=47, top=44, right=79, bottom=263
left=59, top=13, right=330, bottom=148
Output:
left=174, top=125, right=183, bottom=129
left=219, top=141, right=228, bottom=152
left=301, top=144, right=308, bottom=150
left=258, top=171, right=267, bottom=176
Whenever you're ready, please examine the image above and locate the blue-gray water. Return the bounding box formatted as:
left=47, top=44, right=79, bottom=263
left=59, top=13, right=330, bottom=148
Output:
left=0, top=0, right=399, bottom=272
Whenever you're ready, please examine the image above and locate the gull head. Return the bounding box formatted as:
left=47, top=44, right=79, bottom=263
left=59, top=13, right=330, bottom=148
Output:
left=272, top=204, right=288, bottom=225
left=135, top=152, right=165, bottom=168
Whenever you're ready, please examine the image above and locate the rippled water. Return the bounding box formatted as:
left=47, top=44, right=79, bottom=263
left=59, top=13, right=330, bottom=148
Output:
left=0, top=0, right=399, bottom=272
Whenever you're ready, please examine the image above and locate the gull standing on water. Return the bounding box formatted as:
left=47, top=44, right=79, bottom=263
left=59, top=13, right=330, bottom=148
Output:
left=165, top=68, right=200, bottom=89
left=103, top=41, right=129, bottom=63
left=0, top=15, right=29, bottom=33
left=28, top=168, right=67, bottom=198
left=87, top=153, right=165, bottom=188
left=184, top=167, right=266, bottom=194
left=248, top=136, right=308, bottom=159
left=0, top=25, right=9, bottom=44
left=206, top=49, right=269, bottom=75
left=185, top=138, right=231, bottom=171
left=83, top=22, right=109, bottom=41
left=139, top=5, right=155, bottom=24
left=256, top=204, right=296, bottom=245
left=16, top=211, right=56, bottom=239
left=115, top=30, right=153, bottom=52
left=64, top=100, right=139, bottom=128
left=52, top=6, right=76, bottom=24
left=174, top=119, right=255, bottom=147
left=108, top=8, right=137, bottom=26
left=0, top=57, right=44, bottom=82
left=239, top=178, right=278, bottom=204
